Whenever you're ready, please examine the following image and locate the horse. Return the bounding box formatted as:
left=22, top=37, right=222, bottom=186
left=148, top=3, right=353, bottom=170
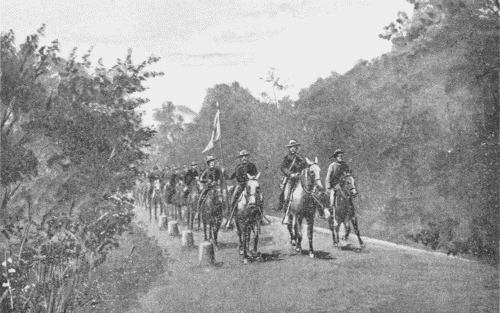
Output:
left=171, top=179, right=185, bottom=222
left=148, top=177, right=164, bottom=221
left=185, top=177, right=202, bottom=230
left=200, top=183, right=224, bottom=247
left=234, top=173, right=262, bottom=265
left=284, top=157, right=324, bottom=258
left=329, top=171, right=365, bottom=248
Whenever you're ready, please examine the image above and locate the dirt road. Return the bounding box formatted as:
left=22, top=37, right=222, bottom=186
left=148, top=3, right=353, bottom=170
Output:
left=129, top=207, right=498, bottom=313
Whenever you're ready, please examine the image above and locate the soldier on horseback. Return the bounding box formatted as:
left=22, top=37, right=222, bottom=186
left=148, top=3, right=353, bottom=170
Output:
left=197, top=156, right=223, bottom=210
left=227, top=150, right=259, bottom=212
left=183, top=161, right=199, bottom=200
left=277, top=140, right=308, bottom=212
left=325, top=149, right=351, bottom=219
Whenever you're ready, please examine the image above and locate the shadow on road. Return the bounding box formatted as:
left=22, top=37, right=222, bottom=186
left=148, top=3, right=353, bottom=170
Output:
left=311, top=250, right=336, bottom=260
left=255, top=250, right=284, bottom=262
left=339, top=243, right=369, bottom=253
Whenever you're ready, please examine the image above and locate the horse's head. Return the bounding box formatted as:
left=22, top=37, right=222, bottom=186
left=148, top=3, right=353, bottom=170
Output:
left=305, top=157, right=323, bottom=192
left=245, top=173, right=261, bottom=207
left=341, top=171, right=357, bottom=198
left=210, top=184, right=224, bottom=204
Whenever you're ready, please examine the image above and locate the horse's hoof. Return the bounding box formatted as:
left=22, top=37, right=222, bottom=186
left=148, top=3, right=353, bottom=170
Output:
left=334, top=242, right=339, bottom=247
left=309, top=252, right=315, bottom=258
left=239, top=249, right=244, bottom=255
left=295, top=247, right=301, bottom=253
left=291, top=240, right=296, bottom=247
left=243, top=258, right=248, bottom=265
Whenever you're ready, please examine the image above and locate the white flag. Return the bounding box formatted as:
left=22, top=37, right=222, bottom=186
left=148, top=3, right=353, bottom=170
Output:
left=202, top=108, right=221, bottom=153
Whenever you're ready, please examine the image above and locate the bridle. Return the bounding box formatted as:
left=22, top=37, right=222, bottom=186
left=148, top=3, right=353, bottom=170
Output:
left=244, top=178, right=260, bottom=208
left=300, top=164, right=326, bottom=209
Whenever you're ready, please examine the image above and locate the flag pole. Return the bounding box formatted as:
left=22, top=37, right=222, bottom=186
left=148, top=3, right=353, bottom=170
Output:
left=216, top=102, right=231, bottom=220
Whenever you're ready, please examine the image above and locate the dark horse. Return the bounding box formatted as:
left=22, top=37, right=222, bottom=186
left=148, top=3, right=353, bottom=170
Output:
left=200, top=183, right=224, bottom=247
left=328, top=171, right=365, bottom=248
left=284, top=157, right=323, bottom=258
left=234, top=173, right=262, bottom=265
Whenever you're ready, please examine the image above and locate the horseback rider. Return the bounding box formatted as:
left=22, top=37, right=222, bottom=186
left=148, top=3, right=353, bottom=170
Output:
left=277, top=140, right=308, bottom=212
left=183, top=161, right=199, bottom=200
left=325, top=149, right=351, bottom=218
left=148, top=165, right=162, bottom=198
left=227, top=150, right=259, bottom=212
left=197, top=156, right=223, bottom=210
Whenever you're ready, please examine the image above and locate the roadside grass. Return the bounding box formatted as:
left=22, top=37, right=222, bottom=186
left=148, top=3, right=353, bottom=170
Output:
left=84, top=223, right=166, bottom=313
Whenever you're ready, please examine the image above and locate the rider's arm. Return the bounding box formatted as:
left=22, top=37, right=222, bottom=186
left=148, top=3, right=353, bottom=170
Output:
left=280, top=156, right=292, bottom=177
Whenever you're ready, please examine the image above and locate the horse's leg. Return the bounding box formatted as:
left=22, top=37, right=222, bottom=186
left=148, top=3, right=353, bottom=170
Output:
left=253, top=224, right=259, bottom=254
left=328, top=217, right=337, bottom=247
left=153, top=198, right=156, bottom=219
left=243, top=225, right=250, bottom=265
left=296, top=215, right=303, bottom=253
left=334, top=222, right=342, bottom=248
left=343, top=221, right=351, bottom=241
left=179, top=199, right=183, bottom=222
left=307, top=213, right=314, bottom=258
left=236, top=218, right=244, bottom=255
left=148, top=199, right=152, bottom=221
left=160, top=197, right=164, bottom=216
left=197, top=204, right=201, bottom=230
left=202, top=211, right=208, bottom=241
left=351, top=216, right=365, bottom=248
left=287, top=216, right=295, bottom=246
left=214, top=211, right=222, bottom=247
left=189, top=202, right=194, bottom=230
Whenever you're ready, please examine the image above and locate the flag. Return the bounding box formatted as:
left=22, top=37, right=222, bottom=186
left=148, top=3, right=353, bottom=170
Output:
left=202, top=105, right=221, bottom=153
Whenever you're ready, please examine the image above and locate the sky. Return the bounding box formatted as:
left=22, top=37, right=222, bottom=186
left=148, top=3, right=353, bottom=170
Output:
left=1, top=0, right=412, bottom=125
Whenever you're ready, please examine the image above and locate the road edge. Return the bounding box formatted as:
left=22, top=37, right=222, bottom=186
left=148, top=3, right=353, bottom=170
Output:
left=265, top=215, right=471, bottom=262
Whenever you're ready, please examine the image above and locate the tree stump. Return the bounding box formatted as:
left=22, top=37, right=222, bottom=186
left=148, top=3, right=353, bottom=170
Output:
left=159, top=215, right=168, bottom=231
left=198, top=241, right=215, bottom=265
left=167, top=221, right=179, bottom=236
left=181, top=230, right=194, bottom=247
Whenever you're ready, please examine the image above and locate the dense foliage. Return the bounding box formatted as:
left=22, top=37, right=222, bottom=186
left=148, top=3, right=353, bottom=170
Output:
left=1, top=26, right=162, bottom=312
left=154, top=0, right=499, bottom=261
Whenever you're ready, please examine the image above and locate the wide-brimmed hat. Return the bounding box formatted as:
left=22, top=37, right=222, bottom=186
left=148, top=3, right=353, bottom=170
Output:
left=331, top=149, right=345, bottom=158
left=237, top=150, right=250, bottom=158
left=190, top=161, right=198, bottom=166
left=206, top=156, right=217, bottom=163
left=286, top=140, right=301, bottom=147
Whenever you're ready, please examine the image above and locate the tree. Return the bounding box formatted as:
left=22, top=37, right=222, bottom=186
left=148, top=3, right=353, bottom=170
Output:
left=1, top=27, right=162, bottom=312
left=260, top=67, right=289, bottom=109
